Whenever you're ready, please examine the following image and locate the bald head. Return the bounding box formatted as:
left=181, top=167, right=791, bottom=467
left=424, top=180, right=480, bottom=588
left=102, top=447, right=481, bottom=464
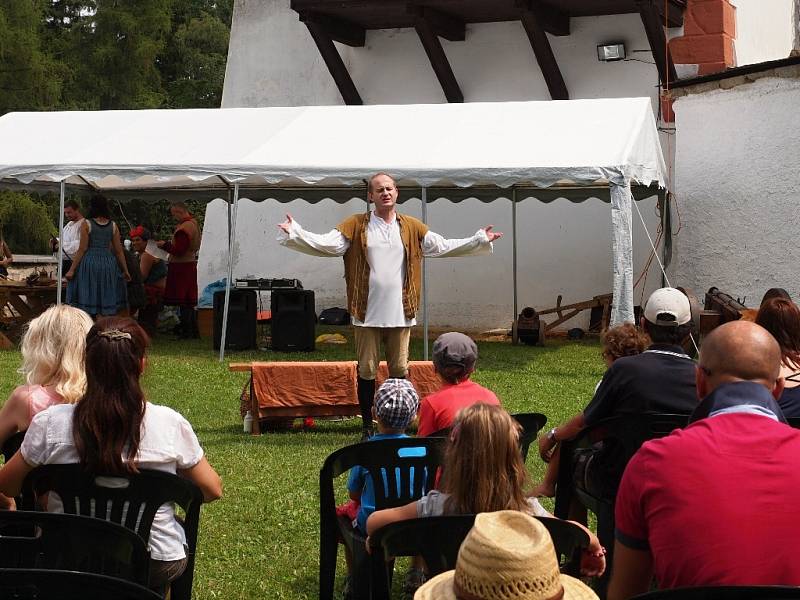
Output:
left=698, top=321, right=782, bottom=396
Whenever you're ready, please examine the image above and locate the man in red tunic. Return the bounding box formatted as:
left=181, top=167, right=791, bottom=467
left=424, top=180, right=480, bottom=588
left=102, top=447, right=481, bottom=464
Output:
left=158, top=202, right=201, bottom=338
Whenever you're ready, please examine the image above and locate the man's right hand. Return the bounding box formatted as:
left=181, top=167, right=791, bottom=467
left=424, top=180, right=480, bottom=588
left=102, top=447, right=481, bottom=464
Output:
left=277, top=214, right=293, bottom=234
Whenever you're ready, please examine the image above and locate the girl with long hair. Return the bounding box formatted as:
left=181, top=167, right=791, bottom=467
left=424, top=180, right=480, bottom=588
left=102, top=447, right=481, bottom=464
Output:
left=0, top=305, right=93, bottom=509
left=756, top=297, right=800, bottom=417
left=366, top=403, right=605, bottom=577
left=0, top=317, right=222, bottom=591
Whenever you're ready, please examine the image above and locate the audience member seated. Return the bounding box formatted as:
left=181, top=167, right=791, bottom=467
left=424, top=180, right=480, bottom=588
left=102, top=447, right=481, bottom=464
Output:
left=417, top=332, right=499, bottom=437
left=0, top=305, right=92, bottom=510
left=0, top=317, right=222, bottom=593
left=367, top=404, right=606, bottom=583
left=761, top=287, right=792, bottom=306
left=537, top=288, right=697, bottom=499
left=532, top=322, right=649, bottom=498
left=130, top=226, right=167, bottom=334
left=338, top=378, right=419, bottom=599
left=756, top=298, right=800, bottom=417
left=608, top=321, right=800, bottom=600
left=415, top=510, right=599, bottom=600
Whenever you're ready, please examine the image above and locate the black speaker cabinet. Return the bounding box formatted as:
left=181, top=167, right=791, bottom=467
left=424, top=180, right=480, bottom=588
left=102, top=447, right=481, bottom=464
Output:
left=213, top=290, right=257, bottom=351
left=271, top=289, right=315, bottom=352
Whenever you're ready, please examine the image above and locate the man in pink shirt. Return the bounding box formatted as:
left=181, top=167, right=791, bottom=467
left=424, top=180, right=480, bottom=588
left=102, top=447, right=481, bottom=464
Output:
left=609, top=321, right=800, bottom=599
left=417, top=332, right=500, bottom=436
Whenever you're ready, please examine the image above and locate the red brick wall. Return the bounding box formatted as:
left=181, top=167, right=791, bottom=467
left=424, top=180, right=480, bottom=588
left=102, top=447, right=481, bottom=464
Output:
left=670, top=0, right=737, bottom=75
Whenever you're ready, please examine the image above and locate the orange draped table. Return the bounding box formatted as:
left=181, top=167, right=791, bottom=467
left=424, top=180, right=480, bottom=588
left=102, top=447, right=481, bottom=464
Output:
left=229, top=361, right=439, bottom=435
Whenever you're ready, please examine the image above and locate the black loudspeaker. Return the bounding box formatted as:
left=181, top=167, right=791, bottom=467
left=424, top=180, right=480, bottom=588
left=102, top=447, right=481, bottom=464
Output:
left=213, top=290, right=257, bottom=350
left=271, top=289, right=315, bottom=352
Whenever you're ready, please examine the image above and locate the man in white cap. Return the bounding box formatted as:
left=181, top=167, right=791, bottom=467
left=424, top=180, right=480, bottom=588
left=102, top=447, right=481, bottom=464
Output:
left=538, top=287, right=697, bottom=463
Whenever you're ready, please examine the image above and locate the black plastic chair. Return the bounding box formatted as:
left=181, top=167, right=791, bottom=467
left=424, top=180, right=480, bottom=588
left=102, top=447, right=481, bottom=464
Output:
left=23, top=465, right=203, bottom=600
left=427, top=412, right=547, bottom=463
left=0, top=511, right=149, bottom=585
left=633, top=586, right=800, bottom=599
left=0, top=431, right=24, bottom=463
left=368, top=514, right=589, bottom=600
left=319, top=437, right=446, bottom=600
left=0, top=568, right=162, bottom=600
left=0, top=431, right=28, bottom=508
left=554, top=413, right=689, bottom=597
left=786, top=417, right=800, bottom=429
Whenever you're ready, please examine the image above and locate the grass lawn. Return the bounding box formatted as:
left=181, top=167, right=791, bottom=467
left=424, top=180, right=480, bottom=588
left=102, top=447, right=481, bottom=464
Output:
left=0, top=329, right=605, bottom=600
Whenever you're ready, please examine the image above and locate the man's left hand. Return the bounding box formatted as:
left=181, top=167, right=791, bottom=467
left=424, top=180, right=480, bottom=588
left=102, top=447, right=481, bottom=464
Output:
left=482, top=225, right=503, bottom=242
left=156, top=240, right=166, bottom=248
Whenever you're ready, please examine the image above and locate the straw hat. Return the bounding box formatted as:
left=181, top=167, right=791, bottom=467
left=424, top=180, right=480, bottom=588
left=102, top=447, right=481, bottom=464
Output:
left=415, top=511, right=598, bottom=600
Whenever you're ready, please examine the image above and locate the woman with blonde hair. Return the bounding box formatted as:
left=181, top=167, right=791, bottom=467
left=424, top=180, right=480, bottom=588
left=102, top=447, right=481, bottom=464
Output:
left=0, top=304, right=93, bottom=440
left=0, top=304, right=93, bottom=508
left=367, top=404, right=606, bottom=583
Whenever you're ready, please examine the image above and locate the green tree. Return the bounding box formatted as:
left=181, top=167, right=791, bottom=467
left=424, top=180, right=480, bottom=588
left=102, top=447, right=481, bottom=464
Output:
left=159, top=0, right=232, bottom=108
left=80, top=0, right=172, bottom=109
left=0, top=1, right=62, bottom=114
left=0, top=191, right=57, bottom=253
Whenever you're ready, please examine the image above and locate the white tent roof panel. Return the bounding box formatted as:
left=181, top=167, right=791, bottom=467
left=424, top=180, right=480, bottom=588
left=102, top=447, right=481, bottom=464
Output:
left=0, top=98, right=666, bottom=190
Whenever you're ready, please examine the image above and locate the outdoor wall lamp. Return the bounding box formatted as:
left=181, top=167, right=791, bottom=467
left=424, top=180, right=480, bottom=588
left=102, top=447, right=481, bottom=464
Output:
left=597, top=43, right=626, bottom=62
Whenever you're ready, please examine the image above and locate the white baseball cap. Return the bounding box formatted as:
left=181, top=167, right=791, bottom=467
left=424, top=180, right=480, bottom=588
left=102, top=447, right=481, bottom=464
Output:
left=643, top=288, right=691, bottom=326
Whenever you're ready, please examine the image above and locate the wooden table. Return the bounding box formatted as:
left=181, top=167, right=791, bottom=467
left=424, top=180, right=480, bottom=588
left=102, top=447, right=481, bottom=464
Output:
left=0, top=281, right=58, bottom=344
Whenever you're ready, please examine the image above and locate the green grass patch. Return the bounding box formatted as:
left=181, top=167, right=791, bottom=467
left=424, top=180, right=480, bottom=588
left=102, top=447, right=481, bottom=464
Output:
left=0, top=330, right=604, bottom=599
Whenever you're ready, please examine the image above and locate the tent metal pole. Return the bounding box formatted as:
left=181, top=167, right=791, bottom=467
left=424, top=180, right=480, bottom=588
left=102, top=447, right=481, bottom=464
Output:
left=512, top=188, right=518, bottom=324
left=421, top=187, right=428, bottom=361
left=56, top=181, right=65, bottom=305
left=219, top=183, right=240, bottom=362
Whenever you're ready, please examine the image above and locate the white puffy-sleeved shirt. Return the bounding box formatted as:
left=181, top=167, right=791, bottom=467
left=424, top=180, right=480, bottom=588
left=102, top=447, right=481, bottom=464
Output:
left=21, top=402, right=204, bottom=561
left=61, top=218, right=84, bottom=260
left=278, top=211, right=492, bottom=327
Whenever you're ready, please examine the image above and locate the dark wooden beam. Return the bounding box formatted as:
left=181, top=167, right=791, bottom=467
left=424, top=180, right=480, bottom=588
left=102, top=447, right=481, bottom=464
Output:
left=302, top=17, right=363, bottom=105
left=515, top=0, right=569, bottom=36
left=656, top=0, right=687, bottom=28
left=414, top=14, right=464, bottom=102
left=408, top=5, right=465, bottom=41
left=517, top=0, right=569, bottom=100
left=636, top=0, right=677, bottom=87
left=299, top=11, right=365, bottom=47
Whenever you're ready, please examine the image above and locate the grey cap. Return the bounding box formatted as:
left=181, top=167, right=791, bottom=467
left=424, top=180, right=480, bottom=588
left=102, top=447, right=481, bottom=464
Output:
left=433, top=332, right=478, bottom=372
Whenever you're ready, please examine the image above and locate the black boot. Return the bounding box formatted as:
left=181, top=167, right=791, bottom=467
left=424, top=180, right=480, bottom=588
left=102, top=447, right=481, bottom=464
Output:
left=357, top=377, right=375, bottom=441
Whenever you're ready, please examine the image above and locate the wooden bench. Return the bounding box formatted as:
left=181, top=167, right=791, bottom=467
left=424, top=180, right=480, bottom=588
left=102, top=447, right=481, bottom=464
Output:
left=229, top=361, right=438, bottom=435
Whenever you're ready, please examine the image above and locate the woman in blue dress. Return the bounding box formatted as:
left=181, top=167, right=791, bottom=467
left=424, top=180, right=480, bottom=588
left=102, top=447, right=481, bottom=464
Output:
left=66, top=195, right=130, bottom=316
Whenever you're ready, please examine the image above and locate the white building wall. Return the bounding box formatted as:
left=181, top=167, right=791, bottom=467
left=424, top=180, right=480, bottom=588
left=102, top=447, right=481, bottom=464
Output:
left=213, top=1, right=675, bottom=330
left=730, top=0, right=794, bottom=66
left=671, top=76, right=800, bottom=304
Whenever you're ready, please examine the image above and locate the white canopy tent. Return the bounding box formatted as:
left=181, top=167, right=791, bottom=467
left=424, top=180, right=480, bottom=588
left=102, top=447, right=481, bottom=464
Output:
left=0, top=98, right=666, bottom=360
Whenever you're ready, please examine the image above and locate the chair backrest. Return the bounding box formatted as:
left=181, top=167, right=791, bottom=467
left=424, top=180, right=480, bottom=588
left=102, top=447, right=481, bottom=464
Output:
left=535, top=516, right=590, bottom=576
left=633, top=586, right=800, bottom=599
left=424, top=412, right=547, bottom=462
left=320, top=437, right=445, bottom=528
left=511, top=412, right=548, bottom=461
left=0, top=568, right=162, bottom=600
left=0, top=511, right=149, bottom=585
left=24, top=465, right=203, bottom=600
left=581, top=412, right=689, bottom=459
left=554, top=412, right=689, bottom=518
left=369, top=514, right=589, bottom=578
left=370, top=516, right=476, bottom=577
left=786, top=417, right=800, bottom=430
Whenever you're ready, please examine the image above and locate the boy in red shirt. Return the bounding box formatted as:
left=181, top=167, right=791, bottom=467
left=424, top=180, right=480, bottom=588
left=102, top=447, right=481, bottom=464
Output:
left=417, top=332, right=499, bottom=436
